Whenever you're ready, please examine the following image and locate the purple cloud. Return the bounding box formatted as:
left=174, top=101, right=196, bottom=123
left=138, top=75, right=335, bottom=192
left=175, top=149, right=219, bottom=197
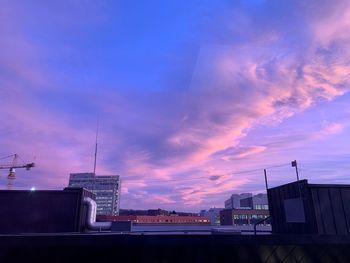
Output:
left=0, top=0, right=349, bottom=211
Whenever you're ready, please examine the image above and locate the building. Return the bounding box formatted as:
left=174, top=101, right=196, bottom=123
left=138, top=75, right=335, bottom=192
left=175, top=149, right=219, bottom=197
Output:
left=147, top=209, right=169, bottom=216
left=224, top=193, right=252, bottom=209
left=268, top=179, right=350, bottom=235
left=68, top=173, right=121, bottom=216
left=240, top=193, right=269, bottom=210
left=222, top=192, right=269, bottom=226
left=120, top=209, right=198, bottom=216
left=97, top=215, right=210, bottom=225
left=220, top=208, right=270, bottom=226
left=199, top=208, right=224, bottom=225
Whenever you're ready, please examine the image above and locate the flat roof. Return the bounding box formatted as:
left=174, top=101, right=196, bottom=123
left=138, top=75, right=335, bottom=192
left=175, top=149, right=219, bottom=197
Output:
left=268, top=179, right=350, bottom=190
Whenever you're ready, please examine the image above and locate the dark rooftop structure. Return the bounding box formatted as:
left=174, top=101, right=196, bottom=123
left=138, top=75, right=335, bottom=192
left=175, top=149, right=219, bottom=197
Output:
left=268, top=179, right=350, bottom=235
left=0, top=187, right=95, bottom=234
left=2, top=233, right=350, bottom=262
left=1, top=184, right=350, bottom=261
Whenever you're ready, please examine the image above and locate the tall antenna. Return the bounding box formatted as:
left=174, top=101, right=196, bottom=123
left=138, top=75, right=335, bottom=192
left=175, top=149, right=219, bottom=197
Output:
left=93, top=115, right=99, bottom=174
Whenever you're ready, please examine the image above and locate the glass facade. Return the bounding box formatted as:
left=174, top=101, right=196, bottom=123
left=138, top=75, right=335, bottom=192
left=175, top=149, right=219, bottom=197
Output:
left=68, top=173, right=121, bottom=216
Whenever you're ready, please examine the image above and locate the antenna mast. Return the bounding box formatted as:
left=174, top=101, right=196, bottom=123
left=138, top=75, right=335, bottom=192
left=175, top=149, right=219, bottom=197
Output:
left=93, top=116, right=99, bottom=174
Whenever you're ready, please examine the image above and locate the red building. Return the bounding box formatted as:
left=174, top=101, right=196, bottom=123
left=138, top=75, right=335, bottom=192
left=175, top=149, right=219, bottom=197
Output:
left=97, top=215, right=210, bottom=225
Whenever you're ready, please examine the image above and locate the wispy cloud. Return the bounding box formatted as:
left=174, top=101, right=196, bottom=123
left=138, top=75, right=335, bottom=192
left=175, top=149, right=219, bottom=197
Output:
left=0, top=0, right=350, bottom=210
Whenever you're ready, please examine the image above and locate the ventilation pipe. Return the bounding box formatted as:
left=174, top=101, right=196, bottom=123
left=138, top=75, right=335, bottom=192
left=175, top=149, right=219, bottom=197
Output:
left=83, top=197, right=112, bottom=231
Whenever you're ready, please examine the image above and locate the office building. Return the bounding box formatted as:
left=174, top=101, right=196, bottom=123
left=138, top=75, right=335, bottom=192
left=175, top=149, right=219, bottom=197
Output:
left=224, top=193, right=252, bottom=209
left=240, top=193, right=269, bottom=210
left=222, top=192, right=269, bottom=226
left=69, top=173, right=121, bottom=216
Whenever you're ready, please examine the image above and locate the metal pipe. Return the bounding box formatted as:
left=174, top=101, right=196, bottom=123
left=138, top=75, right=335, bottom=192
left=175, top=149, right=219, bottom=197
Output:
left=83, top=197, right=112, bottom=231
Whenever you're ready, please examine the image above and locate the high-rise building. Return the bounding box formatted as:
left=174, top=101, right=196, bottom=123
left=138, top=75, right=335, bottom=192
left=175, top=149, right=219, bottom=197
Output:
left=68, top=173, right=121, bottom=216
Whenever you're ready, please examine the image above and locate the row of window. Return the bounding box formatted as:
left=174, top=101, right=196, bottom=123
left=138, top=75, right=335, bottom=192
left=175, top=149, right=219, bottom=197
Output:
left=254, top=204, right=269, bottom=210
left=233, top=214, right=268, bottom=219
left=97, top=204, right=112, bottom=207
left=96, top=196, right=113, bottom=200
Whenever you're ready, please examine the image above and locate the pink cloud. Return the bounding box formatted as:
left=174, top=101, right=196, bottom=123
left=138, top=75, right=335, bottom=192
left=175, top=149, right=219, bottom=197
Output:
left=311, top=2, right=350, bottom=45
left=164, top=41, right=350, bottom=165
left=221, top=146, right=267, bottom=160
left=119, top=37, right=350, bottom=208
left=310, top=122, right=346, bottom=140
left=2, top=0, right=350, bottom=211
left=174, top=178, right=250, bottom=206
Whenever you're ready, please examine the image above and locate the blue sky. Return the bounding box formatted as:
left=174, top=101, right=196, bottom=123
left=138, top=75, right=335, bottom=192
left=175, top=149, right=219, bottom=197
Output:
left=0, top=0, right=349, bottom=211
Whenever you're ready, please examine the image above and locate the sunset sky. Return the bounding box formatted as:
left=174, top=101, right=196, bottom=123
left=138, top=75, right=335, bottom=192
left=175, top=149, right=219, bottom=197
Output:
left=0, top=0, right=349, bottom=211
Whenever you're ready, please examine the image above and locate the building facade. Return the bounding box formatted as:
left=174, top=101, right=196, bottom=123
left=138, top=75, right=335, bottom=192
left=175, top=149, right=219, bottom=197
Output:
left=68, top=173, right=121, bottom=216
left=220, top=208, right=270, bottom=226
left=240, top=193, right=269, bottom=210
left=224, top=193, right=252, bottom=209
left=97, top=215, right=210, bottom=225
left=199, top=208, right=224, bottom=225
left=222, top=192, right=269, bottom=226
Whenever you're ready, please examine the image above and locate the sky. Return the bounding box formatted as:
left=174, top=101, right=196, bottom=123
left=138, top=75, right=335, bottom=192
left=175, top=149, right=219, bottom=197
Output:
left=0, top=0, right=349, bottom=212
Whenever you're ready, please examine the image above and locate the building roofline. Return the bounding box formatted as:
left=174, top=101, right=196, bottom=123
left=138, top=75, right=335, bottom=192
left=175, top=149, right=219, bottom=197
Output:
left=268, top=179, right=350, bottom=190
left=308, top=183, right=350, bottom=188
left=268, top=179, right=308, bottom=190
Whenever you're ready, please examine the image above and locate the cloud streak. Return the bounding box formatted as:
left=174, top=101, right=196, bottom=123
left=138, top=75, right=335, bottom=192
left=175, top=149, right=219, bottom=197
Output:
left=0, top=0, right=350, bottom=210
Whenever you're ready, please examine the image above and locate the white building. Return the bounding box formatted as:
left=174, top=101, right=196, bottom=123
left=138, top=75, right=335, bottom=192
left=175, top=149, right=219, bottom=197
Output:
left=199, top=208, right=224, bottom=225
left=240, top=193, right=269, bottom=210
left=68, top=173, right=121, bottom=215
left=224, top=193, right=252, bottom=209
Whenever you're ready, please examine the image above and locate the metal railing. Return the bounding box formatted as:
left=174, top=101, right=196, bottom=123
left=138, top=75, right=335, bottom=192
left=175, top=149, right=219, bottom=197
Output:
left=254, top=216, right=271, bottom=235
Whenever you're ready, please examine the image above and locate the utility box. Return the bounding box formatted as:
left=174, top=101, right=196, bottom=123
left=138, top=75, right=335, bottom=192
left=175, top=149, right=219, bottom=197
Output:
left=268, top=180, right=350, bottom=235
left=0, top=188, right=95, bottom=234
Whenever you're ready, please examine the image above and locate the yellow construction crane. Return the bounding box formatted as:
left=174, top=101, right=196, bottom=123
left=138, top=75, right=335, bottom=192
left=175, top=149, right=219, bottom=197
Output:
left=0, top=154, right=35, bottom=189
